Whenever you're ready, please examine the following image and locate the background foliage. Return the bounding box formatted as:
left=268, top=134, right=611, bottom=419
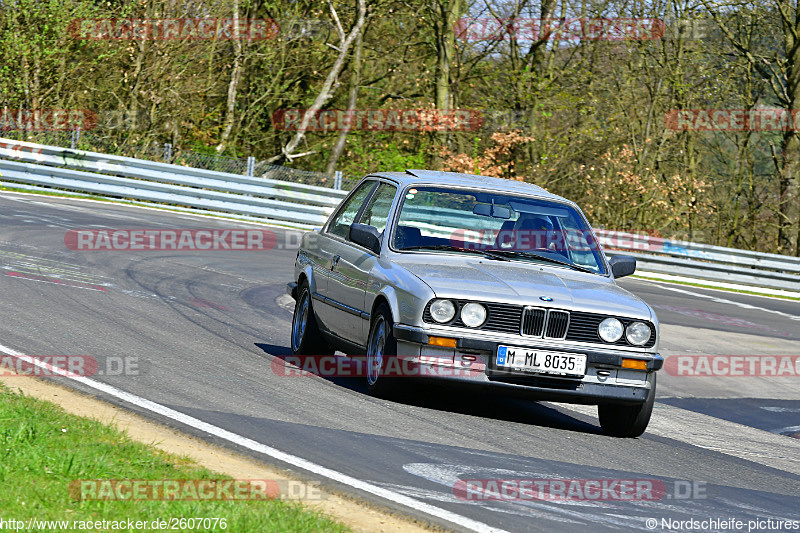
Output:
left=2, top=0, right=799, bottom=254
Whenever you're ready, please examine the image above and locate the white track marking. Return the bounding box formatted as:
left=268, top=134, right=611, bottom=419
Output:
left=761, top=406, right=800, bottom=413
left=399, top=463, right=687, bottom=529
left=772, top=425, right=800, bottom=435
left=4, top=273, right=106, bottom=291
left=629, top=273, right=800, bottom=299
left=276, top=294, right=295, bottom=312
left=0, top=341, right=508, bottom=533
left=553, top=402, right=800, bottom=475
left=648, top=284, right=800, bottom=321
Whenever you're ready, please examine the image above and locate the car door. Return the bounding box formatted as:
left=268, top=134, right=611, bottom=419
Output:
left=311, top=180, right=377, bottom=334
left=327, top=181, right=398, bottom=346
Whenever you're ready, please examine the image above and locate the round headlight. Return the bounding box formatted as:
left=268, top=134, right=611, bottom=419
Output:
left=625, top=321, right=651, bottom=345
left=598, top=318, right=624, bottom=343
left=460, top=302, right=487, bottom=328
left=430, top=299, right=456, bottom=323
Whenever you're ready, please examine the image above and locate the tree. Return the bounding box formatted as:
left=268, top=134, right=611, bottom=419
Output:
left=702, top=0, right=800, bottom=254
left=272, top=0, right=368, bottom=163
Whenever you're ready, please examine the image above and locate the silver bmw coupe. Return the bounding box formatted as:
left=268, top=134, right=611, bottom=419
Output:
left=287, top=170, right=662, bottom=437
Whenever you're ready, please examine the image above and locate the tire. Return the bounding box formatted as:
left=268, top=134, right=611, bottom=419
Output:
left=598, top=373, right=656, bottom=438
left=291, top=280, right=333, bottom=356
left=365, top=303, right=398, bottom=397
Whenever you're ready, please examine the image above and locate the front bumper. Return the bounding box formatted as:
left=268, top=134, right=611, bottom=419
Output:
left=286, top=282, right=298, bottom=300
left=393, top=324, right=660, bottom=405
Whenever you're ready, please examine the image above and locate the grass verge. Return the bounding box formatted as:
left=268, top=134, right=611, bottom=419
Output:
left=0, top=384, right=348, bottom=532
left=631, top=275, right=800, bottom=301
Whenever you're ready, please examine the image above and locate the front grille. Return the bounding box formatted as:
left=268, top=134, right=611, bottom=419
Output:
left=521, top=307, right=569, bottom=339
left=545, top=310, right=570, bottom=339
left=423, top=300, right=656, bottom=348
left=521, top=307, right=545, bottom=336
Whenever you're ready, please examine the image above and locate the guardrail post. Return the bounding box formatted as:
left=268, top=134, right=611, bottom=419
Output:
left=334, top=170, right=342, bottom=190
left=246, top=156, right=255, bottom=177
left=163, top=143, right=172, bottom=162
left=71, top=128, right=80, bottom=149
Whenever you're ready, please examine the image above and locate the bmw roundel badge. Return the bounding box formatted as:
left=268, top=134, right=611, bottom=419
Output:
left=539, top=296, right=553, bottom=302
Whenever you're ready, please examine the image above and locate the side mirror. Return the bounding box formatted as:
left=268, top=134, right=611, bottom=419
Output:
left=609, top=255, right=636, bottom=278
left=349, top=223, right=382, bottom=254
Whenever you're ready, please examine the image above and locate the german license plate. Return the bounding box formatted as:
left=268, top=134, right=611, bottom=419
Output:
left=496, top=346, right=586, bottom=377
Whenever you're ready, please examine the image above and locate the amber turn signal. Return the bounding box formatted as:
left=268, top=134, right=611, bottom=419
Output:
left=621, top=358, right=648, bottom=370
left=428, top=336, right=457, bottom=348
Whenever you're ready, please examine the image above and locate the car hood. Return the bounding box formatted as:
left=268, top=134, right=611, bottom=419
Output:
left=392, top=255, right=653, bottom=319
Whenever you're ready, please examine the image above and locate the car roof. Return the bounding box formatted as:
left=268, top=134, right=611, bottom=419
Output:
left=368, top=169, right=572, bottom=205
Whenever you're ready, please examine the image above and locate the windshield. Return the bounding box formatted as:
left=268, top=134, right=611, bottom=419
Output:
left=392, top=186, right=607, bottom=275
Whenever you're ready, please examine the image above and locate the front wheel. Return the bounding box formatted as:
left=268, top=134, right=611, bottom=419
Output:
left=365, top=303, right=398, bottom=397
left=291, top=281, right=332, bottom=355
left=598, top=373, right=656, bottom=438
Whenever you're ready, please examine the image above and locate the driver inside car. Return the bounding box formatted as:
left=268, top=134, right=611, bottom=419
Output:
left=497, top=214, right=562, bottom=254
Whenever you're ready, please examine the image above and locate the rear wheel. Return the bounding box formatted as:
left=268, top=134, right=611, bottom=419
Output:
left=291, top=280, right=333, bottom=355
left=598, top=374, right=656, bottom=438
left=365, top=303, right=398, bottom=397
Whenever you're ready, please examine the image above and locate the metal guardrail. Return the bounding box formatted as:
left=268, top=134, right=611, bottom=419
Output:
left=0, top=137, right=346, bottom=229
left=595, top=230, right=800, bottom=291
left=0, top=130, right=357, bottom=190
left=1, top=137, right=798, bottom=291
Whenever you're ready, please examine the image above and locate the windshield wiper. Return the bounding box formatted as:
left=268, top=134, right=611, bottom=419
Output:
left=400, top=244, right=509, bottom=261
left=488, top=250, right=596, bottom=273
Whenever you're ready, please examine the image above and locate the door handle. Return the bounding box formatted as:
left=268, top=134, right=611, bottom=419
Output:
left=330, top=255, right=340, bottom=271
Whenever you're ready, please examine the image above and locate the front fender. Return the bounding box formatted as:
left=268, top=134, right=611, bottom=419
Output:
left=368, top=263, right=435, bottom=327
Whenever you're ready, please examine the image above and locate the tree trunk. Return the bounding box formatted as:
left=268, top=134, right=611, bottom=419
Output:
left=275, top=0, right=367, bottom=163
left=778, top=0, right=800, bottom=255
left=128, top=39, right=147, bottom=127
left=326, top=32, right=363, bottom=175
left=530, top=0, right=557, bottom=79
left=217, top=0, right=244, bottom=154
left=434, top=0, right=464, bottom=111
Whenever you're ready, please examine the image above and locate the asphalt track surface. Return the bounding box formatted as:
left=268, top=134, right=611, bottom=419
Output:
left=1, top=192, right=799, bottom=533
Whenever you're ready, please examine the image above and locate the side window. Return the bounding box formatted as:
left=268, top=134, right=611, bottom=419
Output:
left=327, top=181, right=375, bottom=239
left=358, top=183, right=397, bottom=234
